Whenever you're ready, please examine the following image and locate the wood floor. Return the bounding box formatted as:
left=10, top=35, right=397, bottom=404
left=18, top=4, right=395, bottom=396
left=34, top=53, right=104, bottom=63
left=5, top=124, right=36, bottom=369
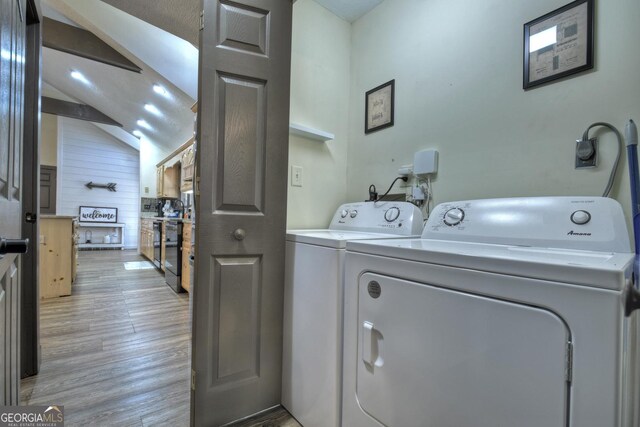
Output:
left=21, top=250, right=300, bottom=427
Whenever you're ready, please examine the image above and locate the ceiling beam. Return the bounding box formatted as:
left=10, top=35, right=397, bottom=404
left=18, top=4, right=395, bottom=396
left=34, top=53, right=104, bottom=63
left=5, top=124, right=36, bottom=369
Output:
left=43, top=17, right=142, bottom=73
left=42, top=96, right=122, bottom=127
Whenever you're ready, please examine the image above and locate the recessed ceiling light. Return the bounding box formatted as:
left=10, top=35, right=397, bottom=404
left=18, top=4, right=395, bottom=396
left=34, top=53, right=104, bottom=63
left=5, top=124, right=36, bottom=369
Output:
left=144, top=103, right=161, bottom=115
left=132, top=130, right=143, bottom=138
left=70, top=70, right=89, bottom=84
left=153, top=84, right=167, bottom=96
left=136, top=119, right=151, bottom=129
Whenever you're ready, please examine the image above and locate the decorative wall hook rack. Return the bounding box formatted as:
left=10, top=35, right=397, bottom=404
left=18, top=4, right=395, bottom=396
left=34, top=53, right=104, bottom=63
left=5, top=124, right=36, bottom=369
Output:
left=85, top=182, right=117, bottom=192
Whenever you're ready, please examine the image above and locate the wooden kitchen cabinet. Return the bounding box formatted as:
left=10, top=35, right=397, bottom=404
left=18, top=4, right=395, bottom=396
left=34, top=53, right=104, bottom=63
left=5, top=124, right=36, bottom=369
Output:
left=180, top=145, right=195, bottom=193
left=156, top=166, right=164, bottom=198
left=40, top=216, right=78, bottom=299
left=140, top=219, right=154, bottom=261
left=72, top=221, right=78, bottom=282
left=156, top=164, right=180, bottom=198
left=181, top=224, right=192, bottom=292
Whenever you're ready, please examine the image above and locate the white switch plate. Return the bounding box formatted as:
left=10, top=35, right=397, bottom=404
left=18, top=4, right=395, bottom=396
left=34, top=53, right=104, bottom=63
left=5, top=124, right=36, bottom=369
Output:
left=291, top=165, right=303, bottom=187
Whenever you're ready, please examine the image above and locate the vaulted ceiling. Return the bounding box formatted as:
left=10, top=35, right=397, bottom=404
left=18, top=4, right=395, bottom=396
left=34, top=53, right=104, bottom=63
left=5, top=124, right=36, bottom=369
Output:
left=41, top=0, right=198, bottom=153
left=99, top=0, right=200, bottom=47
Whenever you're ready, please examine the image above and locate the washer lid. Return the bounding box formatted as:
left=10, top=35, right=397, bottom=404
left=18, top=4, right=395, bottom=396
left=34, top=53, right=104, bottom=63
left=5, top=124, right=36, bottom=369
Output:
left=286, top=229, right=417, bottom=249
left=346, top=238, right=634, bottom=290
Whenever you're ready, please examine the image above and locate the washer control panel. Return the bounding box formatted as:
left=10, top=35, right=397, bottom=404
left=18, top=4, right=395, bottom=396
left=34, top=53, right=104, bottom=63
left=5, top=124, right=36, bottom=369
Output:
left=443, top=208, right=465, bottom=226
left=330, top=202, right=424, bottom=236
left=424, top=197, right=630, bottom=253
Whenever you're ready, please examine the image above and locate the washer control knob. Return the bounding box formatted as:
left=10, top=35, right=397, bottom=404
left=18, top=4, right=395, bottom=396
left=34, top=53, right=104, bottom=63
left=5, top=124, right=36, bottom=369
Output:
left=443, top=208, right=465, bottom=226
left=384, top=207, right=400, bottom=222
left=571, top=210, right=591, bottom=225
left=350, top=210, right=358, bottom=218
left=340, top=209, right=349, bottom=218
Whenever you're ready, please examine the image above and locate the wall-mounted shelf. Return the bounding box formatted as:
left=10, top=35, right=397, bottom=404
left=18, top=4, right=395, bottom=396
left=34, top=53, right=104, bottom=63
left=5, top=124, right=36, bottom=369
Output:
left=289, top=123, right=334, bottom=142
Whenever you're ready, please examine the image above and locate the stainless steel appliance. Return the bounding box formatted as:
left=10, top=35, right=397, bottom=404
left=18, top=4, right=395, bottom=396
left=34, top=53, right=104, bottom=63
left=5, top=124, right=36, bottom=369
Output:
left=164, top=221, right=183, bottom=292
left=152, top=220, right=162, bottom=268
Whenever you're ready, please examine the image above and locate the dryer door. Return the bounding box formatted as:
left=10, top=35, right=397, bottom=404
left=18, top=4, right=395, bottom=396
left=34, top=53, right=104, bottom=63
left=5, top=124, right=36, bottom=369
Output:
left=357, top=273, right=570, bottom=427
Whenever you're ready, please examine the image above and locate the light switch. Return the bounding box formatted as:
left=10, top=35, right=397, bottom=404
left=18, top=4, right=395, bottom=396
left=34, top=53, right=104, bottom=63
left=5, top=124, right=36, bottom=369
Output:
left=291, top=165, right=303, bottom=187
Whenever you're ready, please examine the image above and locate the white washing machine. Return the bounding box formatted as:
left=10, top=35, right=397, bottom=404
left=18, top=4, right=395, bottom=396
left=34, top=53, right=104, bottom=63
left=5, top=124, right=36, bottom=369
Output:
left=282, top=201, right=424, bottom=427
left=342, top=197, right=639, bottom=427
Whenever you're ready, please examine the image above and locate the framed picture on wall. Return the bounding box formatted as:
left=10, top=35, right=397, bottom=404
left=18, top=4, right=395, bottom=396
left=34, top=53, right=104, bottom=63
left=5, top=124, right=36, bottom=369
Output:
left=523, top=0, right=594, bottom=90
left=79, top=206, right=118, bottom=223
left=365, top=79, right=395, bottom=134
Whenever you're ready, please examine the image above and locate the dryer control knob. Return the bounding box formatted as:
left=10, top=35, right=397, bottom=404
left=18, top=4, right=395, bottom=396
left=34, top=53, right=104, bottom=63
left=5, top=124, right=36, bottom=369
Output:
left=340, top=209, right=349, bottom=218
left=350, top=210, right=358, bottom=218
left=384, top=207, right=400, bottom=222
left=443, top=208, right=465, bottom=226
left=571, top=210, right=591, bottom=225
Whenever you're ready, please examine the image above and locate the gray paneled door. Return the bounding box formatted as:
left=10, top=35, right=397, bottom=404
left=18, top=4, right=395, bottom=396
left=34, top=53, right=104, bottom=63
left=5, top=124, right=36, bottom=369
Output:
left=191, top=0, right=292, bottom=425
left=0, top=0, right=26, bottom=406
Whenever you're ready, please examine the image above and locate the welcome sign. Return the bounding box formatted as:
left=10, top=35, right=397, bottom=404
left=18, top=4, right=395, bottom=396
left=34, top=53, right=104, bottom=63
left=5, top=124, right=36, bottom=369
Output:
left=79, top=206, right=118, bottom=223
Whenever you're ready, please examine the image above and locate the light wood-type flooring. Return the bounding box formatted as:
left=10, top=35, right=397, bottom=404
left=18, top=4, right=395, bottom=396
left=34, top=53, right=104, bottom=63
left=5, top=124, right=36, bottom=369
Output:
left=21, top=250, right=300, bottom=427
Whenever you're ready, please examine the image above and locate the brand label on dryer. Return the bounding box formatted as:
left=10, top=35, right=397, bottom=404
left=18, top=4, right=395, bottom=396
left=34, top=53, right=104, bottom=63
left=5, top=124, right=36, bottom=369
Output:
left=567, top=230, right=592, bottom=236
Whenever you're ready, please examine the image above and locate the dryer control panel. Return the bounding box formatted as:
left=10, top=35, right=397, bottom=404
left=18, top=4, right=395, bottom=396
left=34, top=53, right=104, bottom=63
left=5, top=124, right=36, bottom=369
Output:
left=330, top=202, right=424, bottom=236
left=424, top=197, right=631, bottom=253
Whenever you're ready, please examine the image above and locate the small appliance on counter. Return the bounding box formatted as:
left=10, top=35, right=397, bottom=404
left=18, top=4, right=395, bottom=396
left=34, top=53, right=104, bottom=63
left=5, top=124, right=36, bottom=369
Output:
left=160, top=199, right=185, bottom=218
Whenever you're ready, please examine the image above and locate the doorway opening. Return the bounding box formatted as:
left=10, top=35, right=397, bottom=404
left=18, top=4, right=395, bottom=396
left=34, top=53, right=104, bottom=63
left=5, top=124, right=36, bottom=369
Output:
left=17, top=0, right=297, bottom=425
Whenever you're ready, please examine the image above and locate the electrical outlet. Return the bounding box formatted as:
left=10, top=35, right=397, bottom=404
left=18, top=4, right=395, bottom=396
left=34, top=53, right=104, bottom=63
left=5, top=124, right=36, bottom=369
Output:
left=575, top=138, right=597, bottom=168
left=291, top=165, right=303, bottom=187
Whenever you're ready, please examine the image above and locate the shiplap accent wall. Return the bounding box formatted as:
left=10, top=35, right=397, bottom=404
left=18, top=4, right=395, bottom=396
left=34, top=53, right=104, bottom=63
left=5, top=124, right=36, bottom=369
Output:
left=58, top=118, right=140, bottom=249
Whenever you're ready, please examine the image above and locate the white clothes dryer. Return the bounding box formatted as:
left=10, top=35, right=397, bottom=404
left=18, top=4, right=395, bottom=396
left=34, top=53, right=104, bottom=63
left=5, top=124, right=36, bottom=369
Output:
left=282, top=201, right=423, bottom=427
left=342, top=197, right=638, bottom=427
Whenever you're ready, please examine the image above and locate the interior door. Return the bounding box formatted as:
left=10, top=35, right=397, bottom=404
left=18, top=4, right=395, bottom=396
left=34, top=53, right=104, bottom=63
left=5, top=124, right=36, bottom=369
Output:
left=39, top=165, right=56, bottom=214
left=0, top=0, right=27, bottom=406
left=191, top=0, right=292, bottom=425
left=356, top=273, right=570, bottom=427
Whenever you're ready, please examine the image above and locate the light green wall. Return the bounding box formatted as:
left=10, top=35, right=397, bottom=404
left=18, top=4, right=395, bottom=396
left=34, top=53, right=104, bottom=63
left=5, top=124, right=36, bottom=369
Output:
left=41, top=113, right=58, bottom=167
left=287, top=0, right=351, bottom=229
left=346, top=0, right=640, bottom=229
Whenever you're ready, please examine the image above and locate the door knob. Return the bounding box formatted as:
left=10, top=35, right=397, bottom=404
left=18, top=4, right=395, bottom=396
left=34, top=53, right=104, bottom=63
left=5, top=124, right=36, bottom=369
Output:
left=0, top=238, right=29, bottom=257
left=232, top=228, right=246, bottom=241
left=25, top=212, right=37, bottom=223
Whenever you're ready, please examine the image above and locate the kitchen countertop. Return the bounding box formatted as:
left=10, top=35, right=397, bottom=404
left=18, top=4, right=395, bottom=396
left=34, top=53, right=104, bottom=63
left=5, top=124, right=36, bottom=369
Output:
left=40, top=215, right=78, bottom=220
left=141, top=216, right=194, bottom=224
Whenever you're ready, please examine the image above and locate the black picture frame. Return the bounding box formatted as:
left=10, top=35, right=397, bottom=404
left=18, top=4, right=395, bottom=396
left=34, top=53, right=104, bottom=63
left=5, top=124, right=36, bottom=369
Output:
left=79, top=206, right=118, bottom=223
left=523, top=0, right=594, bottom=90
left=365, top=79, right=395, bottom=134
